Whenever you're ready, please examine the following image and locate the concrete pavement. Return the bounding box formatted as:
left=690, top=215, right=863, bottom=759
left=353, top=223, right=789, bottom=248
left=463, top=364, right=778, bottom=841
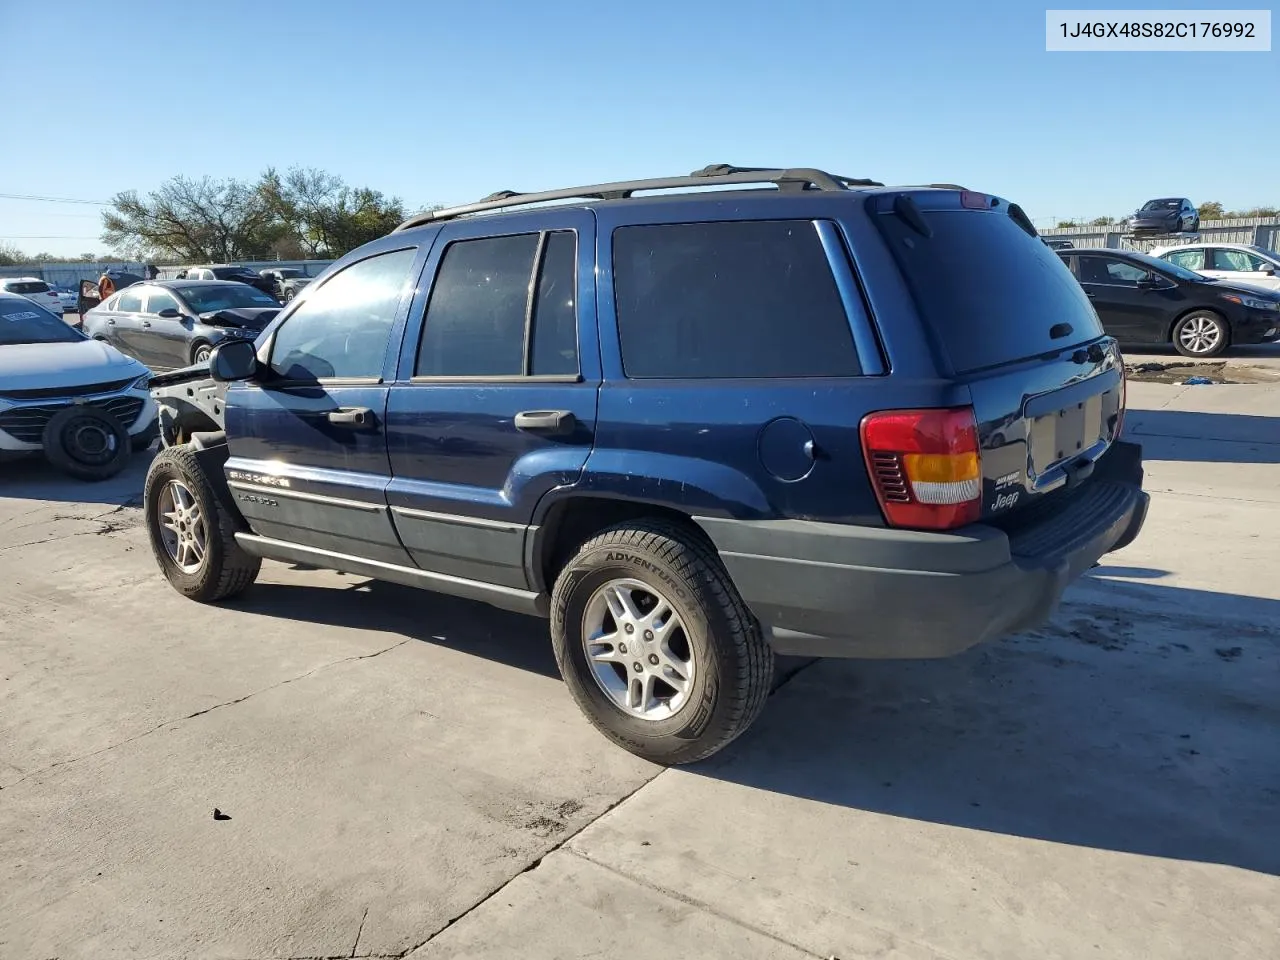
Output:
left=1, top=382, right=1276, bottom=960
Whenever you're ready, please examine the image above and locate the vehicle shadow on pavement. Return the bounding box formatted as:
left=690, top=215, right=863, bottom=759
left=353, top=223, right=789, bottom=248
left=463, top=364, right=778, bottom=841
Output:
left=1126, top=409, right=1280, bottom=463
left=0, top=449, right=153, bottom=507
left=234, top=578, right=563, bottom=679
left=696, top=580, right=1280, bottom=877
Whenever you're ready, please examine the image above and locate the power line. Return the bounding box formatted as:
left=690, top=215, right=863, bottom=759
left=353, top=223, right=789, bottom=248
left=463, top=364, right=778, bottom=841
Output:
left=0, top=193, right=110, bottom=205
left=0, top=235, right=101, bottom=240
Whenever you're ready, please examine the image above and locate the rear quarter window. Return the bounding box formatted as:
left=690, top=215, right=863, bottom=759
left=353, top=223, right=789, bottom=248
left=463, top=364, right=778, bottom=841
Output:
left=872, top=195, right=1105, bottom=374
left=611, top=219, right=860, bottom=379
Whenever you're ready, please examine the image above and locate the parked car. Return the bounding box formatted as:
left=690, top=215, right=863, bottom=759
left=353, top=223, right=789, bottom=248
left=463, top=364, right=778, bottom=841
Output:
left=178, top=264, right=278, bottom=297
left=258, top=267, right=313, bottom=302
left=1148, top=243, right=1280, bottom=293
left=1058, top=247, right=1280, bottom=357
left=0, top=277, right=66, bottom=315
left=52, top=284, right=79, bottom=313
left=0, top=293, right=157, bottom=477
left=81, top=280, right=281, bottom=369
left=1043, top=238, right=1074, bottom=250
left=1122, top=198, right=1199, bottom=237
left=141, top=164, right=1149, bottom=764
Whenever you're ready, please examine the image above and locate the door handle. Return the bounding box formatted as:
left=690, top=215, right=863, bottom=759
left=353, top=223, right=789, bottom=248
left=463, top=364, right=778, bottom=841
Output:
left=106, top=318, right=117, bottom=325
left=1085, top=292, right=1097, bottom=298
left=141, top=321, right=152, bottom=328
left=515, top=409, right=576, bottom=436
left=327, top=407, right=374, bottom=428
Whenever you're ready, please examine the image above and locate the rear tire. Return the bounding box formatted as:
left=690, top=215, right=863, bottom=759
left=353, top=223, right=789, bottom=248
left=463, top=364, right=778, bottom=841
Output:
left=1172, top=310, right=1229, bottom=358
left=144, top=444, right=260, bottom=602
left=550, top=519, right=773, bottom=765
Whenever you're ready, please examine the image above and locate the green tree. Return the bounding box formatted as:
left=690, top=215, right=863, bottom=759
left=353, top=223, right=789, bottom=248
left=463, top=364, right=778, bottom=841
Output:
left=1197, top=201, right=1225, bottom=221
left=1056, top=220, right=1077, bottom=229
left=1089, top=216, right=1116, bottom=226
left=259, top=167, right=408, bottom=259
left=0, top=242, right=25, bottom=266
left=102, top=175, right=285, bottom=262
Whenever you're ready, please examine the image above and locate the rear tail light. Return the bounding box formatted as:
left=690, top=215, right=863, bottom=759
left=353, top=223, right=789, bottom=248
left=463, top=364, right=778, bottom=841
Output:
left=860, top=407, right=982, bottom=531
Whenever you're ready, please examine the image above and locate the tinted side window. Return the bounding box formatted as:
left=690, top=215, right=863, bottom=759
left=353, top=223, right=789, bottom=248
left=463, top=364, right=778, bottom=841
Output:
left=269, top=248, right=416, bottom=380
left=1080, top=257, right=1144, bottom=285
left=530, top=231, right=578, bottom=375
left=116, top=290, right=144, bottom=312
left=146, top=290, right=180, bottom=314
left=1166, top=249, right=1205, bottom=270
left=416, top=234, right=538, bottom=377
left=1105, top=260, right=1149, bottom=284
left=612, top=220, right=859, bottom=379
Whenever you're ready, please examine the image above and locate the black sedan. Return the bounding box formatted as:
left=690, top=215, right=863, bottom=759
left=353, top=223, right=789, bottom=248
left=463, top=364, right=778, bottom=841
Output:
left=81, top=280, right=281, bottom=369
left=1059, top=248, right=1280, bottom=357
left=1123, top=198, right=1199, bottom=237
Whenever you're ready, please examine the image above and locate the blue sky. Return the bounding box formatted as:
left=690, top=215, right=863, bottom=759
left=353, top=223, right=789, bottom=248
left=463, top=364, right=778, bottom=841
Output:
left=1, top=0, right=1275, bottom=257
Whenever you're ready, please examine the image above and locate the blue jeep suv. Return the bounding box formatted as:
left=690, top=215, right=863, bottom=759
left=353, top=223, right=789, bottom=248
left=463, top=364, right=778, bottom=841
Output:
left=143, top=165, right=1149, bottom=764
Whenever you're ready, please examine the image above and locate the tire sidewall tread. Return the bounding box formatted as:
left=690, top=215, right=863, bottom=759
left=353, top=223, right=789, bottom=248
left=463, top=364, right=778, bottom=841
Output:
left=143, top=445, right=260, bottom=602
left=41, top=406, right=131, bottom=482
left=551, top=519, right=772, bottom=765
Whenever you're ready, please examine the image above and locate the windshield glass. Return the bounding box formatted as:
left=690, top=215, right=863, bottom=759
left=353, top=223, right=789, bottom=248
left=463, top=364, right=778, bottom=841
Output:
left=276, top=269, right=302, bottom=278
left=1141, top=199, right=1181, bottom=211
left=1132, top=251, right=1203, bottom=281
left=182, top=284, right=279, bottom=311
left=0, top=302, right=82, bottom=345
left=5, top=281, right=52, bottom=294
left=211, top=267, right=256, bottom=279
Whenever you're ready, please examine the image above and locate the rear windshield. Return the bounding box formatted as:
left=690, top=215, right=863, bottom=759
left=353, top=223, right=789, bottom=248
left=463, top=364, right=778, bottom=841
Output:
left=211, top=267, right=255, bottom=279
left=872, top=195, right=1104, bottom=374
left=5, top=281, right=51, bottom=294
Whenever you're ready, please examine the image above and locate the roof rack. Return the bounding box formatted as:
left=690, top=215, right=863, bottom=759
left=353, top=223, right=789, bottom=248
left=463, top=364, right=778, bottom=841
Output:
left=393, top=164, right=884, bottom=232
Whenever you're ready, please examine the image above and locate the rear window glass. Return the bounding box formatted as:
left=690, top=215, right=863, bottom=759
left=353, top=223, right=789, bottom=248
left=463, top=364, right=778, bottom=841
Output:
left=6, top=281, right=51, bottom=294
left=872, top=198, right=1104, bottom=374
left=612, top=220, right=860, bottom=379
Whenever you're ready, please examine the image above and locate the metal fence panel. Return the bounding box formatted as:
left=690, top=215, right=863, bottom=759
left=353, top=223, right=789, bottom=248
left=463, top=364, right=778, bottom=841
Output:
left=1039, top=217, right=1280, bottom=252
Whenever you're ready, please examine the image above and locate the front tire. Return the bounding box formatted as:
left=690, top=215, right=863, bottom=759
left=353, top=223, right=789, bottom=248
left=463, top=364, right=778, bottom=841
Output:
left=41, top=406, right=130, bottom=481
left=1173, top=310, right=1229, bottom=358
left=144, top=445, right=260, bottom=602
left=191, top=342, right=213, bottom=365
left=550, top=520, right=773, bottom=765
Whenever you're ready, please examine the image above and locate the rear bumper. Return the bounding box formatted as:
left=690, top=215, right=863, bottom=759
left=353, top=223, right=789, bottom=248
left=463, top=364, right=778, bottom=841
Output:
left=696, top=440, right=1149, bottom=660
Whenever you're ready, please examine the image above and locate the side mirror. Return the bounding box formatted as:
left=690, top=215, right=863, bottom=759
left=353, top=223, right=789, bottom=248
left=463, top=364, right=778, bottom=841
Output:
left=1260, top=264, right=1277, bottom=276
left=156, top=307, right=181, bottom=319
left=1137, top=275, right=1159, bottom=289
left=209, top=339, right=260, bottom=381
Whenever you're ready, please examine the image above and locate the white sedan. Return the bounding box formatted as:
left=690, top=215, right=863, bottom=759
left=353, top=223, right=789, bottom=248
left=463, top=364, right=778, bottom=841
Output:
left=0, top=276, right=66, bottom=315
left=0, top=294, right=158, bottom=479
left=1149, top=243, right=1280, bottom=293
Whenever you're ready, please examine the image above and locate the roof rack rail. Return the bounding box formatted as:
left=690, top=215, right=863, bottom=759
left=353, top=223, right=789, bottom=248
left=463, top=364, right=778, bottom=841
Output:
left=393, top=164, right=884, bottom=232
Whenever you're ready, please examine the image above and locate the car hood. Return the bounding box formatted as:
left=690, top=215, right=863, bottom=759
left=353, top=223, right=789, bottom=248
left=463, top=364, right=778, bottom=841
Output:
left=1198, top=277, right=1280, bottom=299
left=284, top=277, right=313, bottom=286
left=198, top=307, right=281, bottom=329
left=0, top=338, right=146, bottom=392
